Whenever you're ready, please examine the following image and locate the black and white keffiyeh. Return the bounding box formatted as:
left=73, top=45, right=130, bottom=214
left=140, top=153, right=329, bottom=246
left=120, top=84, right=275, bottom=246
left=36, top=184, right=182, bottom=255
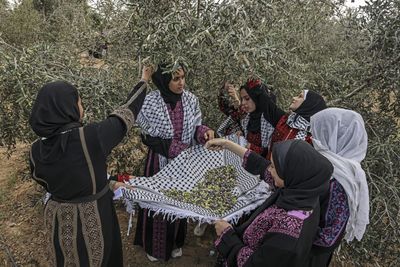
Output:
left=136, top=90, right=202, bottom=167
left=286, top=112, right=311, bottom=140
left=120, top=135, right=272, bottom=224
left=216, top=116, right=242, bottom=137
left=242, top=114, right=275, bottom=148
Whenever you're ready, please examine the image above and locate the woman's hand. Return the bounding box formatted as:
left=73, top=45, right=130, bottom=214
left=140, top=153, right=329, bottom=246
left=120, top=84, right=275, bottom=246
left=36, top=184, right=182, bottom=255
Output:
left=214, top=220, right=232, bottom=236
left=141, top=65, right=154, bottom=82
left=204, top=129, right=215, bottom=141
left=226, top=83, right=240, bottom=107
left=205, top=138, right=228, bottom=150
left=206, top=139, right=247, bottom=157
left=111, top=181, right=135, bottom=191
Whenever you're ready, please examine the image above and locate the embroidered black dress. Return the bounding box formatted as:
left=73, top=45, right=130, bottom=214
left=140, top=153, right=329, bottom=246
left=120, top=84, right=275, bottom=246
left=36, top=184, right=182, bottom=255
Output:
left=133, top=65, right=211, bottom=261
left=29, top=81, right=147, bottom=266
left=134, top=96, right=210, bottom=261
left=215, top=140, right=332, bottom=267
left=217, top=80, right=275, bottom=157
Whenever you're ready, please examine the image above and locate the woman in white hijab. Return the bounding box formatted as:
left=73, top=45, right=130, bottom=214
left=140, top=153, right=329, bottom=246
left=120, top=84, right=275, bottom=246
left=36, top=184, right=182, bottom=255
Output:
left=309, top=108, right=369, bottom=267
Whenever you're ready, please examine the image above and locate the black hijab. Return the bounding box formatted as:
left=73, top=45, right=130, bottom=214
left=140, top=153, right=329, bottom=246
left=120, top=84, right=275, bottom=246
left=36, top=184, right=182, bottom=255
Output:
left=151, top=64, right=184, bottom=108
left=294, top=90, right=327, bottom=122
left=29, top=81, right=82, bottom=163
left=272, top=139, right=332, bottom=211
left=242, top=79, right=276, bottom=132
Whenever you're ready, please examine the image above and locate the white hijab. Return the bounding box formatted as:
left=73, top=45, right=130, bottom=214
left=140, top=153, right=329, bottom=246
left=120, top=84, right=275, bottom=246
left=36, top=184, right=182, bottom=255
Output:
left=311, top=108, right=369, bottom=242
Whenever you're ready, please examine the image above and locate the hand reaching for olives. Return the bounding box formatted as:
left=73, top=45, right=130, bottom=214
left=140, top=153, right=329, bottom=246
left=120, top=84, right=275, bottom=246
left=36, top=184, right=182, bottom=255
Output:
left=205, top=138, right=227, bottom=151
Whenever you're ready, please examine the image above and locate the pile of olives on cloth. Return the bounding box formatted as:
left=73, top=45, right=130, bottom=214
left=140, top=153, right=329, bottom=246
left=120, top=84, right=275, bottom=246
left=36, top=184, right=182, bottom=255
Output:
left=163, top=165, right=238, bottom=215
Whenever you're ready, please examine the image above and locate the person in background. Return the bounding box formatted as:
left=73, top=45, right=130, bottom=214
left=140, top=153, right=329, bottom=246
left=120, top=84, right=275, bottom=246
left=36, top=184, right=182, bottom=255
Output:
left=217, top=79, right=275, bottom=158
left=308, top=108, right=369, bottom=266
left=133, top=63, right=215, bottom=262
left=196, top=79, right=276, bottom=238
left=255, top=87, right=327, bottom=159
left=205, top=137, right=333, bottom=267
left=28, top=66, right=150, bottom=266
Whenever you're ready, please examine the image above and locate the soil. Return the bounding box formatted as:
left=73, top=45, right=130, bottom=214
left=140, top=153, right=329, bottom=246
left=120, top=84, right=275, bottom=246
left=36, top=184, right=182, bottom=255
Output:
left=0, top=146, right=216, bottom=267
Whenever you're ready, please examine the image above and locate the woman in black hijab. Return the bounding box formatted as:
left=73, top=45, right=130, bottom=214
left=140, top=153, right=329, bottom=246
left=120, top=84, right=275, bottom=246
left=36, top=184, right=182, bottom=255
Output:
left=133, top=63, right=215, bottom=262
left=205, top=138, right=332, bottom=267
left=217, top=79, right=275, bottom=157
left=29, top=66, right=150, bottom=267
left=253, top=88, right=327, bottom=159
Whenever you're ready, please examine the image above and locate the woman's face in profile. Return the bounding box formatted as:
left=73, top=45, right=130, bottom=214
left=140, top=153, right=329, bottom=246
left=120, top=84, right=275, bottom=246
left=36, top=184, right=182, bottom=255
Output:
left=240, top=89, right=256, bottom=113
left=289, top=90, right=305, bottom=111
left=268, top=156, right=285, bottom=188
left=168, top=68, right=185, bottom=94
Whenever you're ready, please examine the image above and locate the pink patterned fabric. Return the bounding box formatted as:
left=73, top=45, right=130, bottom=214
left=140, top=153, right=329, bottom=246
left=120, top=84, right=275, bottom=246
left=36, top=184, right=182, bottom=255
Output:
left=242, top=149, right=252, bottom=168
left=196, top=125, right=211, bottom=145
left=167, top=101, right=210, bottom=158
left=236, top=205, right=309, bottom=266
left=167, top=101, right=189, bottom=158
left=263, top=169, right=275, bottom=187
left=288, top=210, right=312, bottom=220
left=152, top=214, right=167, bottom=259
left=169, top=139, right=189, bottom=158
left=313, top=179, right=349, bottom=247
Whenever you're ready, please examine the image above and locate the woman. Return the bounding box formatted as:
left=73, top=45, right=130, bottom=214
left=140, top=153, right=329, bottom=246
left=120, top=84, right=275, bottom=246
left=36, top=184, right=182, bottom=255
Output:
left=205, top=138, right=333, bottom=267
left=309, top=108, right=369, bottom=266
left=29, top=67, right=150, bottom=266
left=134, top=63, right=215, bottom=262
left=255, top=87, right=327, bottom=159
left=217, top=79, right=275, bottom=157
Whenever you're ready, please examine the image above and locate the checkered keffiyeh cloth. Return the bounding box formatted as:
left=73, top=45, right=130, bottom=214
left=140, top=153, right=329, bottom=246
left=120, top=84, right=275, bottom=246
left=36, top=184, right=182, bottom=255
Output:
left=286, top=112, right=311, bottom=140
left=120, top=135, right=272, bottom=224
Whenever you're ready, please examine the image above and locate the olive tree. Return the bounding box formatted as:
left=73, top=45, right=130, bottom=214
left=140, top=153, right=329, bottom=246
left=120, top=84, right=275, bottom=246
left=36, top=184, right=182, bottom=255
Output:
left=0, top=0, right=399, bottom=265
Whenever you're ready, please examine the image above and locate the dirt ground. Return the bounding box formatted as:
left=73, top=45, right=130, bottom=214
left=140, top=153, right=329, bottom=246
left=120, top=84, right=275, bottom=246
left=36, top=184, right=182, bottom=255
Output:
left=0, top=146, right=216, bottom=267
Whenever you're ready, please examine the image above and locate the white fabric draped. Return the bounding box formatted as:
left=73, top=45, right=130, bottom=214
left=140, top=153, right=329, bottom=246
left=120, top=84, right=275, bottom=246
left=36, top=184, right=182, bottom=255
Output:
left=311, top=107, right=369, bottom=241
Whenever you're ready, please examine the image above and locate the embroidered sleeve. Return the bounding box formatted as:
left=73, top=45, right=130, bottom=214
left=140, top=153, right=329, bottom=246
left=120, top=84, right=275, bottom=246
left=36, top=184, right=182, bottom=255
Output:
left=313, top=179, right=350, bottom=248
left=242, top=149, right=252, bottom=169
left=110, top=108, right=135, bottom=132
left=195, top=125, right=211, bottom=144
left=262, top=168, right=275, bottom=188
left=168, top=139, right=190, bottom=158
left=111, top=80, right=147, bottom=131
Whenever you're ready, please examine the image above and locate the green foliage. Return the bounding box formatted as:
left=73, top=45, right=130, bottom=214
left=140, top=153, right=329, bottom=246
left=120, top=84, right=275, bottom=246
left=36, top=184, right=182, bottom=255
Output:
left=0, top=0, right=399, bottom=265
left=0, top=0, right=44, bottom=47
